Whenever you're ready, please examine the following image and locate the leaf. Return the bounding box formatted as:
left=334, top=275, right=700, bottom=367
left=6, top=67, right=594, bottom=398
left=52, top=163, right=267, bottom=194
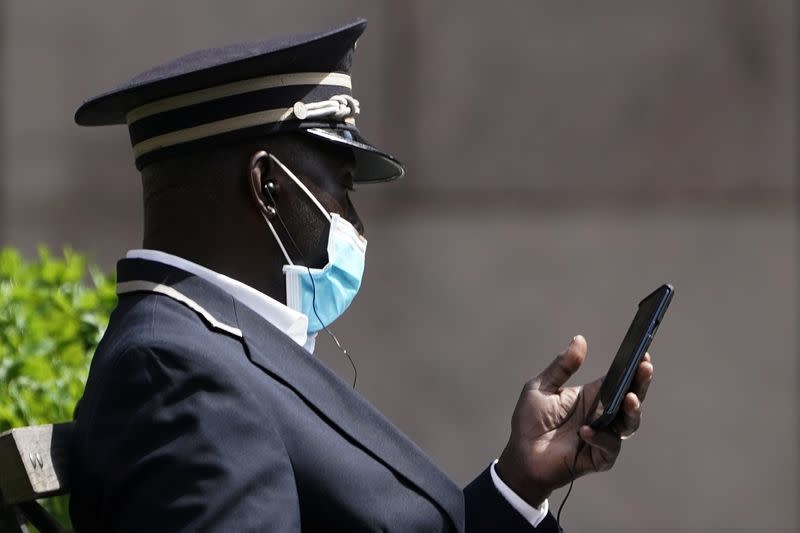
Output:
left=0, top=246, right=113, bottom=527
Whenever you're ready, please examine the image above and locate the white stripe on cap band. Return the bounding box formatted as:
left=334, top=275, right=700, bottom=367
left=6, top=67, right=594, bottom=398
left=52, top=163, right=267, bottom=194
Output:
left=131, top=106, right=356, bottom=158
left=126, top=71, right=352, bottom=124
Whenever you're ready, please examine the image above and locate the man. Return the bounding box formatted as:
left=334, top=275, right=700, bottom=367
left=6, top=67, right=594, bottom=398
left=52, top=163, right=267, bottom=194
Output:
left=69, top=19, right=652, bottom=532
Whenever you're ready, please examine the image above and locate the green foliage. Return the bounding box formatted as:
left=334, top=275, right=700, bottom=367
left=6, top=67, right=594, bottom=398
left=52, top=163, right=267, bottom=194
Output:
left=0, top=246, right=116, bottom=528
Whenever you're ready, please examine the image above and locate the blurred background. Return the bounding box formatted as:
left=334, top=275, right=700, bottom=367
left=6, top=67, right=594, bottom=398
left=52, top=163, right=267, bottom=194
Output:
left=1, top=1, right=796, bottom=531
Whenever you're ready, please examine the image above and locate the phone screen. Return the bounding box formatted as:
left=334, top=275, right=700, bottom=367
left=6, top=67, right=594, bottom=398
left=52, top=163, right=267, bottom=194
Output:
left=589, top=284, right=672, bottom=428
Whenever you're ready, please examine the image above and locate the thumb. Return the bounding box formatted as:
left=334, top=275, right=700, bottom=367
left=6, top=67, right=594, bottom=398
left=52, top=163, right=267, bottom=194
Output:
left=533, top=335, right=587, bottom=392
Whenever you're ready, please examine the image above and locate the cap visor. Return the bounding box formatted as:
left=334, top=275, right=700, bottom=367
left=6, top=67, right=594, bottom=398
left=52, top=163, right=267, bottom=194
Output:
left=305, top=128, right=404, bottom=183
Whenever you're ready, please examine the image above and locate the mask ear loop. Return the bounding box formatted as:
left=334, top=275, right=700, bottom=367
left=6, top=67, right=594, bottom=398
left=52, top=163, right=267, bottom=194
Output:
left=261, top=214, right=294, bottom=266
left=268, top=154, right=332, bottom=222
left=261, top=154, right=358, bottom=389
left=250, top=151, right=294, bottom=266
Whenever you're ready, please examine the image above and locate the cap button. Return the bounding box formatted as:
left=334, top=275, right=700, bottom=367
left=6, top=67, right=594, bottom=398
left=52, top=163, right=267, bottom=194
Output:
left=293, top=102, right=308, bottom=120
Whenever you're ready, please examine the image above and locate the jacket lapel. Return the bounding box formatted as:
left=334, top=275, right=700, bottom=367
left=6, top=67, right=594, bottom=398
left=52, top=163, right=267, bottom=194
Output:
left=116, top=258, right=465, bottom=531
left=235, top=300, right=464, bottom=532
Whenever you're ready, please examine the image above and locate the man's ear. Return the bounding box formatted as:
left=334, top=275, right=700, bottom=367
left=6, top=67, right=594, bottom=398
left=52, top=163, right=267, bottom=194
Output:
left=249, top=150, right=279, bottom=220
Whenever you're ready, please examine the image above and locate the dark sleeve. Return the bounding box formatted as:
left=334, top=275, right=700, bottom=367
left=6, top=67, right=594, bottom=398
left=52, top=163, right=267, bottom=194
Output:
left=464, top=466, right=561, bottom=533
left=71, top=345, right=300, bottom=532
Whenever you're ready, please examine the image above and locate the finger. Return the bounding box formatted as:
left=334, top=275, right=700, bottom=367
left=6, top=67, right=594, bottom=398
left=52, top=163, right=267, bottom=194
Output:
left=612, top=393, right=641, bottom=437
left=579, top=426, right=621, bottom=471
left=630, top=356, right=654, bottom=403
left=533, top=335, right=587, bottom=392
left=579, top=426, right=620, bottom=454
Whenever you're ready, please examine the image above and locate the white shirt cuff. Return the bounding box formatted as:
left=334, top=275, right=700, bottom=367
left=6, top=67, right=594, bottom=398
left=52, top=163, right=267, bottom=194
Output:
left=490, top=459, right=549, bottom=528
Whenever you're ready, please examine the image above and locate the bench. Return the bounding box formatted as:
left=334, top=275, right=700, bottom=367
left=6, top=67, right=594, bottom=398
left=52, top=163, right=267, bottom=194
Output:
left=0, top=423, right=73, bottom=533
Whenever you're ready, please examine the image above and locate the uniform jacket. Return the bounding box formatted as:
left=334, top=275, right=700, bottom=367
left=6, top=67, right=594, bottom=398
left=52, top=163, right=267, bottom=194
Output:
left=69, top=258, right=560, bottom=532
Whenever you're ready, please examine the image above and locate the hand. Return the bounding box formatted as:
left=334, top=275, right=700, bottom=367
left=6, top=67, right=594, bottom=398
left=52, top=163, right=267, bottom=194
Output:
left=495, top=335, right=654, bottom=507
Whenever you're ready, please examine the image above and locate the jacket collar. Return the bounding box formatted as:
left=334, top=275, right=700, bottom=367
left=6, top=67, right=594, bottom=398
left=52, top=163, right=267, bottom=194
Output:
left=115, top=258, right=465, bottom=531
left=124, top=249, right=313, bottom=350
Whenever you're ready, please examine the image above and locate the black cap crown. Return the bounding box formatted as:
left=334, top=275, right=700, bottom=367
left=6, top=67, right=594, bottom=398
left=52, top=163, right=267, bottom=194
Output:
left=75, top=19, right=404, bottom=183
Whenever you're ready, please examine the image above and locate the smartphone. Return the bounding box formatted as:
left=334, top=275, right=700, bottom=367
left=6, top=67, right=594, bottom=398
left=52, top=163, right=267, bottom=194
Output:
left=585, top=283, right=674, bottom=430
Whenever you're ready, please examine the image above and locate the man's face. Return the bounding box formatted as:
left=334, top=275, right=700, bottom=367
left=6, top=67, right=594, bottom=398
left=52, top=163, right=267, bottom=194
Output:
left=270, top=134, right=363, bottom=269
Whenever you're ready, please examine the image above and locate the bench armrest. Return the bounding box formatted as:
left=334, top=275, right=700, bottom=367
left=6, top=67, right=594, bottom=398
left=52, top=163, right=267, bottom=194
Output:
left=0, top=422, right=73, bottom=504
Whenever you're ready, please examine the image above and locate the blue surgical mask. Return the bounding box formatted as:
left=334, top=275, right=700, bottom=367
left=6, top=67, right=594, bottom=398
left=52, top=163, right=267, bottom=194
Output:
left=261, top=156, right=367, bottom=334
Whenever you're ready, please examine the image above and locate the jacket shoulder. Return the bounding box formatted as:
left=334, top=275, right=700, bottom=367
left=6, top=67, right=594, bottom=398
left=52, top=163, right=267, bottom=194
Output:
left=96, top=291, right=243, bottom=365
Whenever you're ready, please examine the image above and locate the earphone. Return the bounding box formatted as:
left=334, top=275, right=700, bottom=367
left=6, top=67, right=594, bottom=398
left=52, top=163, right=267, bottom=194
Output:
left=262, top=179, right=279, bottom=219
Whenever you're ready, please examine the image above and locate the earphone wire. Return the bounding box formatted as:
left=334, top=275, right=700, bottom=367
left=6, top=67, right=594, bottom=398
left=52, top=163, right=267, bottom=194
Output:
left=309, top=274, right=358, bottom=389
left=556, top=439, right=584, bottom=532
left=264, top=184, right=358, bottom=388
